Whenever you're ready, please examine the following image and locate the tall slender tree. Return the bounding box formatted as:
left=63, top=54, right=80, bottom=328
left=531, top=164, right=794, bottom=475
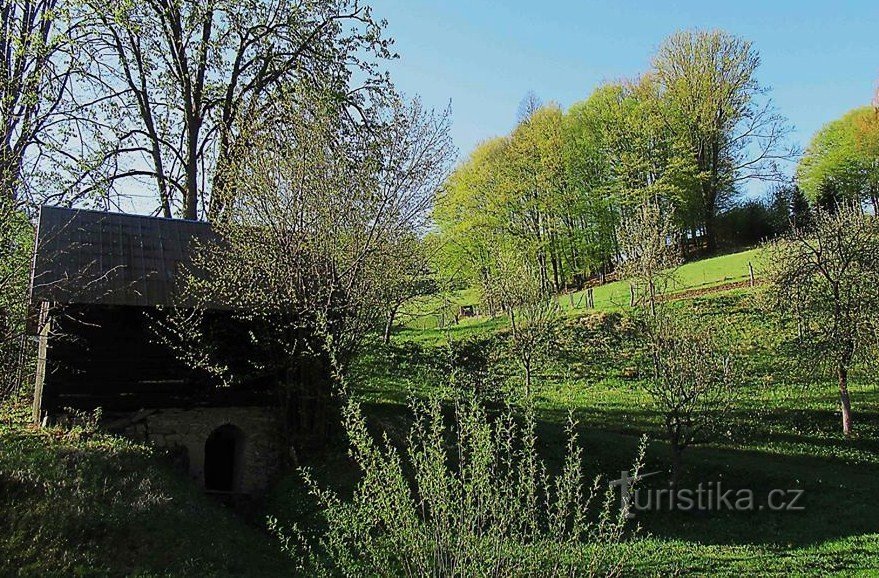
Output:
left=653, top=29, right=795, bottom=252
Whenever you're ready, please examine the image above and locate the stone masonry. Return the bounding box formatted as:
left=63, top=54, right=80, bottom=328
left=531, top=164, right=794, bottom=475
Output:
left=121, top=406, right=285, bottom=495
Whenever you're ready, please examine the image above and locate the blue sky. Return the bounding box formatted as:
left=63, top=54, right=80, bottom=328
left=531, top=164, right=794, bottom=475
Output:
left=370, top=0, right=879, bottom=194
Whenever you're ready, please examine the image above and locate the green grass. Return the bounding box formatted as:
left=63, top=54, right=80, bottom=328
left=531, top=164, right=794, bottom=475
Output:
left=304, top=248, right=878, bottom=576
left=327, top=286, right=879, bottom=576
left=564, top=247, right=763, bottom=312
left=6, top=246, right=877, bottom=575
left=400, top=248, right=765, bottom=344
left=0, top=417, right=294, bottom=576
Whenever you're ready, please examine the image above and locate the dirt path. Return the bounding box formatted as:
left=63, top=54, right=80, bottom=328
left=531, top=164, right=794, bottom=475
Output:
left=661, top=278, right=761, bottom=302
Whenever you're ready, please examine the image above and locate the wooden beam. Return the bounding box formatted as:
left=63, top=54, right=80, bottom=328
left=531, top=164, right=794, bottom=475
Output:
left=31, top=302, right=51, bottom=425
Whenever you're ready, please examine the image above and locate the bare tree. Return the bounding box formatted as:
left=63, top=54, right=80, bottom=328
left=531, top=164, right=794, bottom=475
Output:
left=644, top=316, right=736, bottom=483
left=484, top=251, right=559, bottom=396
left=80, top=0, right=396, bottom=219
left=618, top=200, right=736, bottom=481
left=616, top=200, right=680, bottom=316
left=766, top=204, right=879, bottom=436
left=516, top=90, right=542, bottom=123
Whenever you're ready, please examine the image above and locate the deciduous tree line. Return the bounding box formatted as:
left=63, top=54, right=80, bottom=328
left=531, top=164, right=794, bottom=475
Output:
left=798, top=104, right=879, bottom=212
left=433, top=29, right=795, bottom=297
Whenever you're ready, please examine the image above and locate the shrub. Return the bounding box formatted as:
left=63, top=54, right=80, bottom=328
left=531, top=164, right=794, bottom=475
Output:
left=277, top=395, right=642, bottom=577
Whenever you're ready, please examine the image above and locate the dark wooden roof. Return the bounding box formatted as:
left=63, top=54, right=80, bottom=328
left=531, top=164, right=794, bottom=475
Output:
left=31, top=206, right=214, bottom=307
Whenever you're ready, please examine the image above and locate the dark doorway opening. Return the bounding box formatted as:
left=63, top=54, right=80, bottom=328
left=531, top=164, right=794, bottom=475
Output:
left=204, top=424, right=243, bottom=492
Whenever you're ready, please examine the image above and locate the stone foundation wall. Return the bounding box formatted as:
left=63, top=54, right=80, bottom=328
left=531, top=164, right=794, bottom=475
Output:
left=120, top=406, right=285, bottom=495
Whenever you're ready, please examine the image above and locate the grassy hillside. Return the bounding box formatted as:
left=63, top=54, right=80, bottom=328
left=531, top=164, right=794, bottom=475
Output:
left=403, top=248, right=763, bottom=335
left=0, top=414, right=293, bottom=576
left=399, top=249, right=765, bottom=352
left=333, top=288, right=879, bottom=575
left=565, top=247, right=762, bottom=312
left=317, top=247, right=879, bottom=575
left=6, top=247, right=877, bottom=576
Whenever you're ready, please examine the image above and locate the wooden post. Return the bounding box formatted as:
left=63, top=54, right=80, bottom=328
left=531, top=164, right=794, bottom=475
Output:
left=569, top=292, right=574, bottom=309
left=629, top=284, right=636, bottom=307
left=587, top=287, right=594, bottom=309
left=32, top=302, right=50, bottom=426
left=748, top=261, right=755, bottom=287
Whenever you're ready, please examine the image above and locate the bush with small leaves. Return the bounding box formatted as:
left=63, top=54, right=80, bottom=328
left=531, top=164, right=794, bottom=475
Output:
left=275, top=395, right=643, bottom=577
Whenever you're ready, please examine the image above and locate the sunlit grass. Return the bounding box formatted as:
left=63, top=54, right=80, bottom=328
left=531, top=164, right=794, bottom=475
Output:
left=319, top=252, right=879, bottom=575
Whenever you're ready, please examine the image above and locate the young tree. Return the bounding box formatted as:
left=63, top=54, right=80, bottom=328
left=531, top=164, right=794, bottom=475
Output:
left=81, top=0, right=395, bottom=219
left=616, top=201, right=680, bottom=316
left=618, top=200, right=736, bottom=481
left=484, top=251, right=559, bottom=396
left=653, top=29, right=795, bottom=252
left=766, top=204, right=879, bottom=436
left=644, top=316, right=736, bottom=484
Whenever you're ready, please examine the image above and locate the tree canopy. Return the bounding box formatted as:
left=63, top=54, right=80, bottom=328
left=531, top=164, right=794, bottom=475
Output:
left=433, top=29, right=794, bottom=302
left=797, top=106, right=879, bottom=211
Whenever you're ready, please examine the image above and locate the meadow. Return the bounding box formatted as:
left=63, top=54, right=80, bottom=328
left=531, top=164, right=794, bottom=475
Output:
left=282, top=247, right=879, bottom=576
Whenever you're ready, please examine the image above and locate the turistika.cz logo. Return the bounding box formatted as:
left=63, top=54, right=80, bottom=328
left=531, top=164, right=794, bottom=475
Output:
left=610, top=470, right=805, bottom=519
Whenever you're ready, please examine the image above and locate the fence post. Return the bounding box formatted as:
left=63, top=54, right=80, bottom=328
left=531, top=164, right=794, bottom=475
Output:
left=748, top=261, right=755, bottom=287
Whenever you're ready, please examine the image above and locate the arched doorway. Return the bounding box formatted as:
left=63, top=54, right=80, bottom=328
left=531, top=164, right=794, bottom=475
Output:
left=204, top=424, right=244, bottom=492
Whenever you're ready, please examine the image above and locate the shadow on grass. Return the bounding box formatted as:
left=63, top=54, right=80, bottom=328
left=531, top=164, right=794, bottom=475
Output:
left=278, top=399, right=879, bottom=556
left=531, top=406, right=879, bottom=550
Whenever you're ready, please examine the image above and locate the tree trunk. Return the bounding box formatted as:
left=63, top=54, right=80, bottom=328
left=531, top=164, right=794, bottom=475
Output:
left=524, top=358, right=532, bottom=397
left=537, top=250, right=549, bottom=292
left=382, top=305, right=399, bottom=345
left=184, top=122, right=200, bottom=220
left=209, top=134, right=231, bottom=222
left=703, top=210, right=716, bottom=254
left=670, top=444, right=684, bottom=488
left=549, top=231, right=562, bottom=291
left=0, top=144, right=21, bottom=204
left=838, top=363, right=853, bottom=436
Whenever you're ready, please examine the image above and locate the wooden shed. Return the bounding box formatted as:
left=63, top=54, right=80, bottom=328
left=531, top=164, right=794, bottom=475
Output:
left=29, top=206, right=324, bottom=494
